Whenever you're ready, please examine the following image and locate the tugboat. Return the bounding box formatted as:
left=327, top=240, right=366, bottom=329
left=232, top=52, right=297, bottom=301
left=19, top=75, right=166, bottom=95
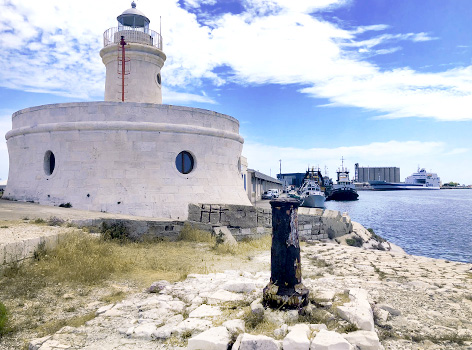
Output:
left=326, top=158, right=359, bottom=201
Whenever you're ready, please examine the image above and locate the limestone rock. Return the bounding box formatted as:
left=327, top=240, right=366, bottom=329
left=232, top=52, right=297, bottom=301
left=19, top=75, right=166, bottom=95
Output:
left=187, top=326, right=231, bottom=350
left=309, top=324, right=328, bottom=332
left=149, top=280, right=170, bottom=293
left=336, top=288, right=374, bottom=331
left=343, top=331, right=384, bottom=350
left=223, top=319, right=245, bottom=336
left=283, top=324, right=310, bottom=350
left=95, top=303, right=114, bottom=316
left=29, top=335, right=52, bottom=350
left=208, top=289, right=244, bottom=304
left=377, top=304, right=401, bottom=317
left=175, top=318, right=213, bottom=335
left=250, top=298, right=264, bottom=316
left=33, top=339, right=71, bottom=349
left=310, top=329, right=353, bottom=350
left=222, top=280, right=257, bottom=293
left=130, top=322, right=156, bottom=339
left=273, top=324, right=288, bottom=339
left=237, top=333, right=280, bottom=350
left=189, top=304, right=222, bottom=318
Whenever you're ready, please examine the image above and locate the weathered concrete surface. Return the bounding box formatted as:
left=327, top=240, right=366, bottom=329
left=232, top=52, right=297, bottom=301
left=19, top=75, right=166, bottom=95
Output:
left=5, top=102, right=250, bottom=220
left=21, top=242, right=472, bottom=350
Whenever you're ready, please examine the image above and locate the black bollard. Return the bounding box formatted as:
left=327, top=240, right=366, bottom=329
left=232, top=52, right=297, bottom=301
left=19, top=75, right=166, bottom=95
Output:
left=263, top=198, right=309, bottom=309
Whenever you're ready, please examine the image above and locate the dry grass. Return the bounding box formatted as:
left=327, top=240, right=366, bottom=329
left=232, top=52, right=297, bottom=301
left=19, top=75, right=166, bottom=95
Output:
left=0, top=225, right=271, bottom=348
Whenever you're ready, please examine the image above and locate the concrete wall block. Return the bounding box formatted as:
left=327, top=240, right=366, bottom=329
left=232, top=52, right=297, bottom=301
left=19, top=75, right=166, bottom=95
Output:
left=5, top=242, right=24, bottom=264
left=24, top=237, right=42, bottom=260
left=0, top=244, right=5, bottom=265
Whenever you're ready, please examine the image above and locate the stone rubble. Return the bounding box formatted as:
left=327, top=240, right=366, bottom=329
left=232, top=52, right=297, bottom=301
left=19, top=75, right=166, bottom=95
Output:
left=28, top=242, right=472, bottom=350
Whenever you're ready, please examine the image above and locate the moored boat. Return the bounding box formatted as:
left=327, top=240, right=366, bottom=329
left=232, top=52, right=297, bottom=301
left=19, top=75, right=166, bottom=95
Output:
left=326, top=159, right=358, bottom=201
left=299, top=180, right=325, bottom=208
left=297, top=167, right=326, bottom=208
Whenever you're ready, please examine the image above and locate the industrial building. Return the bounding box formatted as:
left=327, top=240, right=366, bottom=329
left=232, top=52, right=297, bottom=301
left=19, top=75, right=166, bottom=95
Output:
left=276, top=173, right=305, bottom=188
left=355, top=164, right=400, bottom=183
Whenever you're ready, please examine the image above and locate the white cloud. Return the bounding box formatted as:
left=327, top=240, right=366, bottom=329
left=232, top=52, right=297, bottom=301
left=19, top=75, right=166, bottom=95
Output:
left=183, top=0, right=217, bottom=9
left=1, top=0, right=472, bottom=119
left=163, top=89, right=217, bottom=104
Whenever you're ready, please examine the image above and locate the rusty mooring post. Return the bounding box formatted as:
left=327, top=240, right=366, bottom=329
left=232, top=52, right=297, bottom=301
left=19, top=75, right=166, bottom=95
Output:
left=263, top=198, right=309, bottom=309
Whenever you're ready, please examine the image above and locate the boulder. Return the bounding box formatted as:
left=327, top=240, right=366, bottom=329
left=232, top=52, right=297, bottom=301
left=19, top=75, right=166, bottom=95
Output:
left=343, top=330, right=384, bottom=350
left=187, top=326, right=231, bottom=350
left=237, top=333, right=280, bottom=350
left=310, top=329, right=353, bottom=350
left=283, top=324, right=310, bottom=350
left=189, top=304, right=222, bottom=318
left=336, top=289, right=374, bottom=331
left=223, top=319, right=245, bottom=336
left=149, top=280, right=170, bottom=293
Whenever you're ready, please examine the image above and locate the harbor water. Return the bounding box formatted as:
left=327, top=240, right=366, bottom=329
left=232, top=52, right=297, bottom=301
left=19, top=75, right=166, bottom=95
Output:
left=324, top=190, right=472, bottom=264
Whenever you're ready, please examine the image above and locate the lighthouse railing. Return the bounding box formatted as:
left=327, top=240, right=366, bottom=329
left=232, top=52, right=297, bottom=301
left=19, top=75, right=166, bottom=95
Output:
left=103, top=27, right=162, bottom=50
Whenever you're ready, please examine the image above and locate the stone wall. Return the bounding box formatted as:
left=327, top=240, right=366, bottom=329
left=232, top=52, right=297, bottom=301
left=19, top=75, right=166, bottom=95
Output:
left=187, top=204, right=353, bottom=241
left=187, top=203, right=272, bottom=238
left=298, top=207, right=353, bottom=241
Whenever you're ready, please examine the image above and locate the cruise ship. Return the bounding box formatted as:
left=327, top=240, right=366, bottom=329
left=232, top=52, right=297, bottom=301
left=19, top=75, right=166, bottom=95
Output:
left=369, top=168, right=441, bottom=190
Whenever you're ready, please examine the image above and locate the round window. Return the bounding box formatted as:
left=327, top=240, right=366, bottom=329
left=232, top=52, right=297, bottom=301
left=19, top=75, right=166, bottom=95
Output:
left=175, top=151, right=194, bottom=174
left=157, top=73, right=161, bottom=85
left=44, top=150, right=55, bottom=175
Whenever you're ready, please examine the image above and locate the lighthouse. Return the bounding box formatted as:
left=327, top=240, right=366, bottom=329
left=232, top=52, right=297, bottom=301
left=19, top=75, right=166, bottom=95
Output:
left=100, top=2, right=166, bottom=103
left=4, top=3, right=251, bottom=220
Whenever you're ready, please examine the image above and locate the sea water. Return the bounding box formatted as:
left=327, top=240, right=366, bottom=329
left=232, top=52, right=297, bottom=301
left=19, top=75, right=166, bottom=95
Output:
left=324, top=190, right=472, bottom=263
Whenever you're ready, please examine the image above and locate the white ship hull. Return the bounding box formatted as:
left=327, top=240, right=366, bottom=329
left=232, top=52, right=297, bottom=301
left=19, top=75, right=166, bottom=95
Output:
left=301, top=194, right=325, bottom=208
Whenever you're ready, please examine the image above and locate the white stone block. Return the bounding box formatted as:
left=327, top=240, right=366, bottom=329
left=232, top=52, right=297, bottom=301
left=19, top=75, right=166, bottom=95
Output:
left=238, top=333, right=280, bottom=350
left=187, top=326, right=231, bottom=350
left=283, top=324, right=310, bottom=350
left=222, top=280, right=256, bottom=293
left=336, top=289, right=374, bottom=332
left=175, top=318, right=212, bottom=335
left=208, top=290, right=244, bottom=304
left=343, top=331, right=384, bottom=350
left=189, top=304, right=222, bottom=318
left=310, top=329, right=353, bottom=350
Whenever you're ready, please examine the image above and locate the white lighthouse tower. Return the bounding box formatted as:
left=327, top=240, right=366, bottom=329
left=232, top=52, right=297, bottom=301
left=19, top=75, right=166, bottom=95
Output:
left=4, top=3, right=251, bottom=221
left=100, top=2, right=166, bottom=103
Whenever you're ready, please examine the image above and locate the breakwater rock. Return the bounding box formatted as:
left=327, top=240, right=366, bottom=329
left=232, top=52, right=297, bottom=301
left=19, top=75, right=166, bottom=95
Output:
left=29, top=242, right=472, bottom=350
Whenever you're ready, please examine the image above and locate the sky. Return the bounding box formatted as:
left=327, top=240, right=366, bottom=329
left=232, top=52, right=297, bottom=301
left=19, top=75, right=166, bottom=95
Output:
left=1, top=0, right=472, bottom=185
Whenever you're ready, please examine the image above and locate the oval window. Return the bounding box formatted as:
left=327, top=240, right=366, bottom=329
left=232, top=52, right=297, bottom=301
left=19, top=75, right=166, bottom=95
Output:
left=44, top=150, right=56, bottom=175
left=157, top=73, right=161, bottom=85
left=175, top=151, right=194, bottom=174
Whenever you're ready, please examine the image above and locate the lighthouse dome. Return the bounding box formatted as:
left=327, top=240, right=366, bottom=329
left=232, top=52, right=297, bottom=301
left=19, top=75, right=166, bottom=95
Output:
left=117, top=1, right=150, bottom=29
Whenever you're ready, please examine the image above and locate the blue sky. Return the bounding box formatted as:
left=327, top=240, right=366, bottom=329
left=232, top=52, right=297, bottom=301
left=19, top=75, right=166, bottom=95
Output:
left=1, top=0, right=472, bottom=184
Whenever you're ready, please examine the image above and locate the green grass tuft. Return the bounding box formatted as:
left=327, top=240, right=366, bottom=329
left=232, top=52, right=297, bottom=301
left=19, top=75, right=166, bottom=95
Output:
left=0, top=301, right=9, bottom=337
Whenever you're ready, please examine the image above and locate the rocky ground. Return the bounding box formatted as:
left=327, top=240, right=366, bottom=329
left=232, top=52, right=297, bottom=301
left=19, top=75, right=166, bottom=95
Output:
left=26, top=242, right=472, bottom=350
